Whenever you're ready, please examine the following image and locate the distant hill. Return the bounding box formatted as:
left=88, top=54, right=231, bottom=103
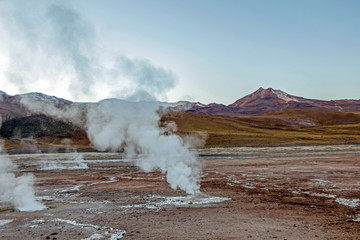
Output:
left=0, top=91, right=72, bottom=122
left=1, top=88, right=360, bottom=122
left=0, top=91, right=30, bottom=121
left=0, top=114, right=79, bottom=139
left=2, top=110, right=360, bottom=149
left=0, top=114, right=89, bottom=153
left=163, top=111, right=360, bottom=147
left=185, top=87, right=360, bottom=115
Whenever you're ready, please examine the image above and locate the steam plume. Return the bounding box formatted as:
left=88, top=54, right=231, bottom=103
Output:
left=21, top=98, right=202, bottom=195
left=112, top=56, right=177, bottom=101
left=87, top=99, right=201, bottom=194
left=0, top=141, right=45, bottom=211
left=41, top=139, right=88, bottom=170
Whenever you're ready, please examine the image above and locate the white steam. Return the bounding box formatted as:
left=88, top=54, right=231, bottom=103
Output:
left=88, top=100, right=201, bottom=194
left=0, top=0, right=176, bottom=102
left=21, top=98, right=202, bottom=195
left=1, top=0, right=204, bottom=195
left=0, top=142, right=45, bottom=211
left=41, top=139, right=88, bottom=170
left=40, top=153, right=88, bottom=171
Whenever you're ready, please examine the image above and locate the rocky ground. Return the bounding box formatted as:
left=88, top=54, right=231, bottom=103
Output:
left=0, top=145, right=359, bottom=239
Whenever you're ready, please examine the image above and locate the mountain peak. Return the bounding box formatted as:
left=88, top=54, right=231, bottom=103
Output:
left=229, top=87, right=301, bottom=109
left=252, top=87, right=267, bottom=94
left=250, top=88, right=297, bottom=102
left=253, top=87, right=278, bottom=94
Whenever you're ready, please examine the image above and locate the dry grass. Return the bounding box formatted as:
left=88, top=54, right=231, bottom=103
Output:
left=2, top=130, right=90, bottom=152
left=2, top=109, right=360, bottom=150
left=162, top=110, right=360, bottom=147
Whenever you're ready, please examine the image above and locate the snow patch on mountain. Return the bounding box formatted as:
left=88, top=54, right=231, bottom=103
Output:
left=18, top=92, right=72, bottom=105
left=160, top=101, right=206, bottom=112
left=271, top=89, right=299, bottom=103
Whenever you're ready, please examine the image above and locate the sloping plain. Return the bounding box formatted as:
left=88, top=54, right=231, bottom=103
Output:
left=2, top=109, right=360, bottom=151
left=163, top=109, right=360, bottom=147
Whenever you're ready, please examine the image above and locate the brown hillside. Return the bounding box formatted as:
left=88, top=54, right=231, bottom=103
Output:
left=2, top=109, right=360, bottom=151
left=162, top=110, right=360, bottom=147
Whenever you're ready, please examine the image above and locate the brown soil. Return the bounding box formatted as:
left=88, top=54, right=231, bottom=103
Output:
left=0, top=146, right=359, bottom=239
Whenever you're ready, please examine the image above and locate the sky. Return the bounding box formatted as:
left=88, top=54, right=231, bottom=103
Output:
left=0, top=0, right=359, bottom=104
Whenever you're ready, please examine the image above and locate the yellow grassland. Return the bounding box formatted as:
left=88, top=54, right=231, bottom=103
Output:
left=162, top=110, right=360, bottom=147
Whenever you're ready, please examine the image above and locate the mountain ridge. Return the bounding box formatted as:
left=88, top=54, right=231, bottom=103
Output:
left=1, top=89, right=360, bottom=149
left=1, top=88, right=360, bottom=122
left=185, top=87, right=360, bottom=115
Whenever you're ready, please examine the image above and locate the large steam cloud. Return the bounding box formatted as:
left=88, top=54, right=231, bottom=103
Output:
left=0, top=0, right=204, bottom=195
left=86, top=100, right=201, bottom=194
left=20, top=98, right=202, bottom=195
left=0, top=0, right=176, bottom=102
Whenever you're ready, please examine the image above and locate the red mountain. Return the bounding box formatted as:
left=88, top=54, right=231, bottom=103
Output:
left=0, top=91, right=72, bottom=121
left=1, top=88, right=360, bottom=121
left=186, top=87, right=360, bottom=115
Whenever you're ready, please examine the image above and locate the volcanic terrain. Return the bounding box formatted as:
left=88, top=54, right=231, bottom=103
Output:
left=0, top=146, right=359, bottom=239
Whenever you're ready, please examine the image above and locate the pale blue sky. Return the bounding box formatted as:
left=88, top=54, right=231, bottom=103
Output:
left=1, top=0, right=359, bottom=104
